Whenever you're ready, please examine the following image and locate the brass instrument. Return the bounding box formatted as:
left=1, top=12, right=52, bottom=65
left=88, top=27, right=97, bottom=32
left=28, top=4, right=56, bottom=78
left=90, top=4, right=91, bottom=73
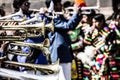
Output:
left=7, top=38, right=50, bottom=56
left=29, top=0, right=100, bottom=15
left=0, top=16, right=26, bottom=26
left=7, top=51, right=31, bottom=56
left=30, top=8, right=44, bottom=12
left=19, top=14, right=54, bottom=32
left=3, top=59, right=59, bottom=74
left=0, top=9, right=26, bottom=27
left=11, top=38, right=50, bottom=48
left=66, top=0, right=100, bottom=11
left=0, top=20, right=54, bottom=41
left=0, top=22, right=45, bottom=41
left=45, top=20, right=54, bottom=32
left=19, top=13, right=40, bottom=25
left=0, top=8, right=24, bottom=20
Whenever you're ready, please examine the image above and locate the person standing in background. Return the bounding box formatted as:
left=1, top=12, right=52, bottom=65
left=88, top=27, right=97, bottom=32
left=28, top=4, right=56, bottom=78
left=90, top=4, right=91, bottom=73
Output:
left=0, top=3, right=6, bottom=17
left=107, top=0, right=120, bottom=20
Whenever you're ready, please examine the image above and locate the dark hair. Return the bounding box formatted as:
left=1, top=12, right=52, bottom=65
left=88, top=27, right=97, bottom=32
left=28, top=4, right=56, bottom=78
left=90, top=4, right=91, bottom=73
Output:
left=0, top=3, right=5, bottom=16
left=13, top=0, right=29, bottom=9
left=94, top=14, right=105, bottom=22
left=93, top=13, right=106, bottom=26
left=45, top=0, right=51, bottom=8
left=52, top=0, right=61, bottom=5
left=63, top=1, right=72, bottom=8
left=0, top=8, right=5, bottom=16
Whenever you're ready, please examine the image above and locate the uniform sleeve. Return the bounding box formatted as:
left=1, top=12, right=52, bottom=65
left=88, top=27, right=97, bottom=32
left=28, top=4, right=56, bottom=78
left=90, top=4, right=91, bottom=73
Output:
left=54, top=13, right=81, bottom=30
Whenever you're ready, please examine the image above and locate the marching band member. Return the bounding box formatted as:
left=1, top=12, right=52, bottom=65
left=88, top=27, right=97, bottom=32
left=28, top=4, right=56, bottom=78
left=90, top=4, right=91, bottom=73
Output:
left=11, top=0, right=48, bottom=74
left=44, top=0, right=82, bottom=80
left=12, top=0, right=32, bottom=20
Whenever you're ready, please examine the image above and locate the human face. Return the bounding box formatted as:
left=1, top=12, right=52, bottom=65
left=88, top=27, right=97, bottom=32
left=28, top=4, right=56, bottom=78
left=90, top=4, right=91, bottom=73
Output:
left=54, top=2, right=62, bottom=12
left=20, top=1, right=30, bottom=12
left=92, top=18, right=103, bottom=30
left=81, top=15, right=88, bottom=23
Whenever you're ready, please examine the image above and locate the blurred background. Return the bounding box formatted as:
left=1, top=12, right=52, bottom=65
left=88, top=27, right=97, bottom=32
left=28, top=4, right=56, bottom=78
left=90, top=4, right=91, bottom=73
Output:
left=0, top=0, right=113, bottom=18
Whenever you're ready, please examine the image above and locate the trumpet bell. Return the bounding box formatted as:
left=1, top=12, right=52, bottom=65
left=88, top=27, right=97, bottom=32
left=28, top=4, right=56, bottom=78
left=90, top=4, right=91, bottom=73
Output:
left=45, top=20, right=54, bottom=32
left=7, top=38, right=50, bottom=56
left=43, top=38, right=50, bottom=47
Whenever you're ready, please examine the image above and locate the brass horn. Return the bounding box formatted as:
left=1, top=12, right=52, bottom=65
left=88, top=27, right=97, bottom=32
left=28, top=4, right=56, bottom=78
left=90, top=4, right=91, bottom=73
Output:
left=29, top=0, right=100, bottom=16
left=19, top=13, right=40, bottom=25
left=45, top=20, right=54, bottom=32
left=65, top=0, right=100, bottom=12
left=0, top=8, right=24, bottom=20
left=11, top=38, right=50, bottom=48
left=0, top=16, right=26, bottom=26
left=19, top=14, right=54, bottom=32
left=7, top=38, right=50, bottom=56
left=3, top=59, right=60, bottom=74
left=0, top=22, right=45, bottom=41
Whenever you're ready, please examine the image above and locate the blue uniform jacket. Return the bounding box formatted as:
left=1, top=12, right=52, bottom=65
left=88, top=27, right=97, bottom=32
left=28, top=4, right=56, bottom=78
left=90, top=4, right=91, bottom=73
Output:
left=48, top=13, right=81, bottom=63
left=12, top=15, right=48, bottom=65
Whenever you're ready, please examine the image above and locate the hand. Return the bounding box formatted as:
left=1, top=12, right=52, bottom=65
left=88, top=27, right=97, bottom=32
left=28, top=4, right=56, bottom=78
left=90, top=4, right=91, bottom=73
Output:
left=0, top=41, right=9, bottom=51
left=73, top=4, right=81, bottom=14
left=39, top=7, right=47, bottom=14
left=109, top=20, right=118, bottom=29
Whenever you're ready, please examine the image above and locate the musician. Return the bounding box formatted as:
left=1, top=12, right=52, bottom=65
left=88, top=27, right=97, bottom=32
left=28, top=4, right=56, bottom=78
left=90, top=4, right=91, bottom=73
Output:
left=44, top=0, right=82, bottom=80
left=62, top=1, right=74, bottom=20
left=13, top=0, right=32, bottom=19
left=11, top=0, right=48, bottom=73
